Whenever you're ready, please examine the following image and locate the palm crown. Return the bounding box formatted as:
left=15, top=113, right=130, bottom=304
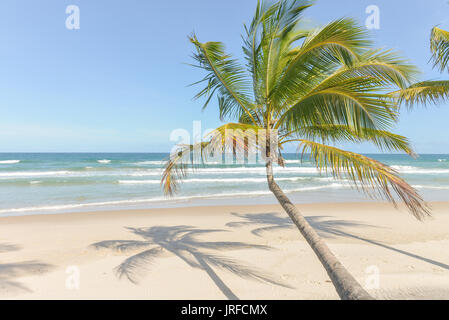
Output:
left=162, top=0, right=429, bottom=220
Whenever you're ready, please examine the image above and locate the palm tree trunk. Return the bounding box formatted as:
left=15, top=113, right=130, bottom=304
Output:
left=265, top=160, right=374, bottom=300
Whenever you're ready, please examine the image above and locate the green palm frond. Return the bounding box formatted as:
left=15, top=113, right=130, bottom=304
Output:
left=162, top=123, right=265, bottom=195
left=272, top=50, right=417, bottom=132
left=393, top=26, right=449, bottom=109
left=431, top=26, right=449, bottom=73
left=189, top=35, right=256, bottom=123
left=277, top=86, right=397, bottom=133
left=271, top=18, right=371, bottom=105
left=285, top=125, right=415, bottom=156
left=296, top=140, right=429, bottom=220
left=161, top=142, right=212, bottom=196
left=243, top=0, right=313, bottom=104
left=354, top=49, right=419, bottom=89
left=392, top=80, right=449, bottom=107
left=276, top=48, right=417, bottom=116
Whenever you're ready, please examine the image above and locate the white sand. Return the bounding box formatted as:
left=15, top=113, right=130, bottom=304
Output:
left=0, top=201, right=448, bottom=300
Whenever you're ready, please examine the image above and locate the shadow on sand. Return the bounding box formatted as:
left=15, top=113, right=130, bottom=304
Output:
left=91, top=225, right=293, bottom=300
left=226, top=212, right=449, bottom=271
left=0, top=243, right=53, bottom=294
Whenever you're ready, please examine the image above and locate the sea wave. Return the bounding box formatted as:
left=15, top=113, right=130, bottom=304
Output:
left=126, top=167, right=321, bottom=176
left=132, top=161, right=165, bottom=165
left=391, top=165, right=449, bottom=174
left=165, top=167, right=320, bottom=174
left=3, top=164, right=449, bottom=180
left=413, top=185, right=449, bottom=190
left=118, top=176, right=335, bottom=185
left=0, top=165, right=366, bottom=179
left=97, top=159, right=111, bottom=164
left=0, top=160, right=20, bottom=164
left=0, top=182, right=348, bottom=215
left=0, top=171, right=72, bottom=178
left=119, top=180, right=160, bottom=184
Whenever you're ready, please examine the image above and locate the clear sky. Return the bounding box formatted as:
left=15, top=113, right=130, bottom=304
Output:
left=0, top=0, right=448, bottom=153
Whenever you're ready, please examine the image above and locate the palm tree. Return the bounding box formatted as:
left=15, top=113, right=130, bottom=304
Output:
left=393, top=26, right=449, bottom=105
left=161, top=0, right=429, bottom=300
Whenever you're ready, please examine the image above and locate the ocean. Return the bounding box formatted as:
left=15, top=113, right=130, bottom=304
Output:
left=0, top=153, right=448, bottom=216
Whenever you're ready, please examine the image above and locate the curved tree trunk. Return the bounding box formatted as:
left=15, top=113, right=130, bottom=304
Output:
left=265, top=161, right=374, bottom=300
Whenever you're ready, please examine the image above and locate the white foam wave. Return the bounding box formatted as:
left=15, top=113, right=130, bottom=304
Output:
left=178, top=167, right=320, bottom=174
left=119, top=180, right=160, bottom=184
left=133, top=161, right=165, bottom=165
left=0, top=198, right=165, bottom=214
left=391, top=165, right=449, bottom=174
left=118, top=176, right=336, bottom=185
left=0, top=183, right=349, bottom=215
left=4, top=164, right=447, bottom=181
left=97, top=159, right=111, bottom=164
left=0, top=160, right=20, bottom=164
left=0, top=165, right=348, bottom=180
left=0, top=171, right=72, bottom=178
left=413, top=185, right=449, bottom=190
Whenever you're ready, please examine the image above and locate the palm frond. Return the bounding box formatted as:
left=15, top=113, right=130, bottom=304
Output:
left=285, top=125, right=415, bottom=156
left=431, top=26, right=449, bottom=72
left=277, top=86, right=397, bottom=133
left=354, top=49, right=419, bottom=89
left=189, top=35, right=256, bottom=123
left=296, top=140, right=430, bottom=220
left=391, top=80, right=449, bottom=107
left=274, top=49, right=418, bottom=131
left=271, top=18, right=370, bottom=105
left=161, top=142, right=212, bottom=196
left=162, top=123, right=267, bottom=196
left=242, top=0, right=312, bottom=104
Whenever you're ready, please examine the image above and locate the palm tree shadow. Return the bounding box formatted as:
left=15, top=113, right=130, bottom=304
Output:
left=227, top=212, right=449, bottom=271
left=226, top=212, right=295, bottom=237
left=316, top=225, right=449, bottom=271
left=0, top=243, right=53, bottom=294
left=91, top=225, right=293, bottom=300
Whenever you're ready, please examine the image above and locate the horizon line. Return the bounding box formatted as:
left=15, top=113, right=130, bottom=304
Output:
left=0, top=151, right=448, bottom=155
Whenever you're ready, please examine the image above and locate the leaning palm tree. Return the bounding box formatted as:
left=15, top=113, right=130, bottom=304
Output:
left=394, top=26, right=449, bottom=105
left=162, top=0, right=430, bottom=300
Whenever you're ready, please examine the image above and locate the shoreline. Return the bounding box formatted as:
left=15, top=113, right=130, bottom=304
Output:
left=0, top=201, right=448, bottom=299
left=0, top=199, right=447, bottom=220
left=2, top=188, right=448, bottom=218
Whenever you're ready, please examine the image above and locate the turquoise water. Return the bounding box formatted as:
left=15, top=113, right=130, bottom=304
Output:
left=0, top=153, right=448, bottom=216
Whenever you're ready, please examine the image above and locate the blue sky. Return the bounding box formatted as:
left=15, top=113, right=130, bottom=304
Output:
left=0, top=0, right=448, bottom=153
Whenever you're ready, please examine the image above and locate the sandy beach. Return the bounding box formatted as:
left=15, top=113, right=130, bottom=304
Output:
left=0, top=201, right=448, bottom=300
